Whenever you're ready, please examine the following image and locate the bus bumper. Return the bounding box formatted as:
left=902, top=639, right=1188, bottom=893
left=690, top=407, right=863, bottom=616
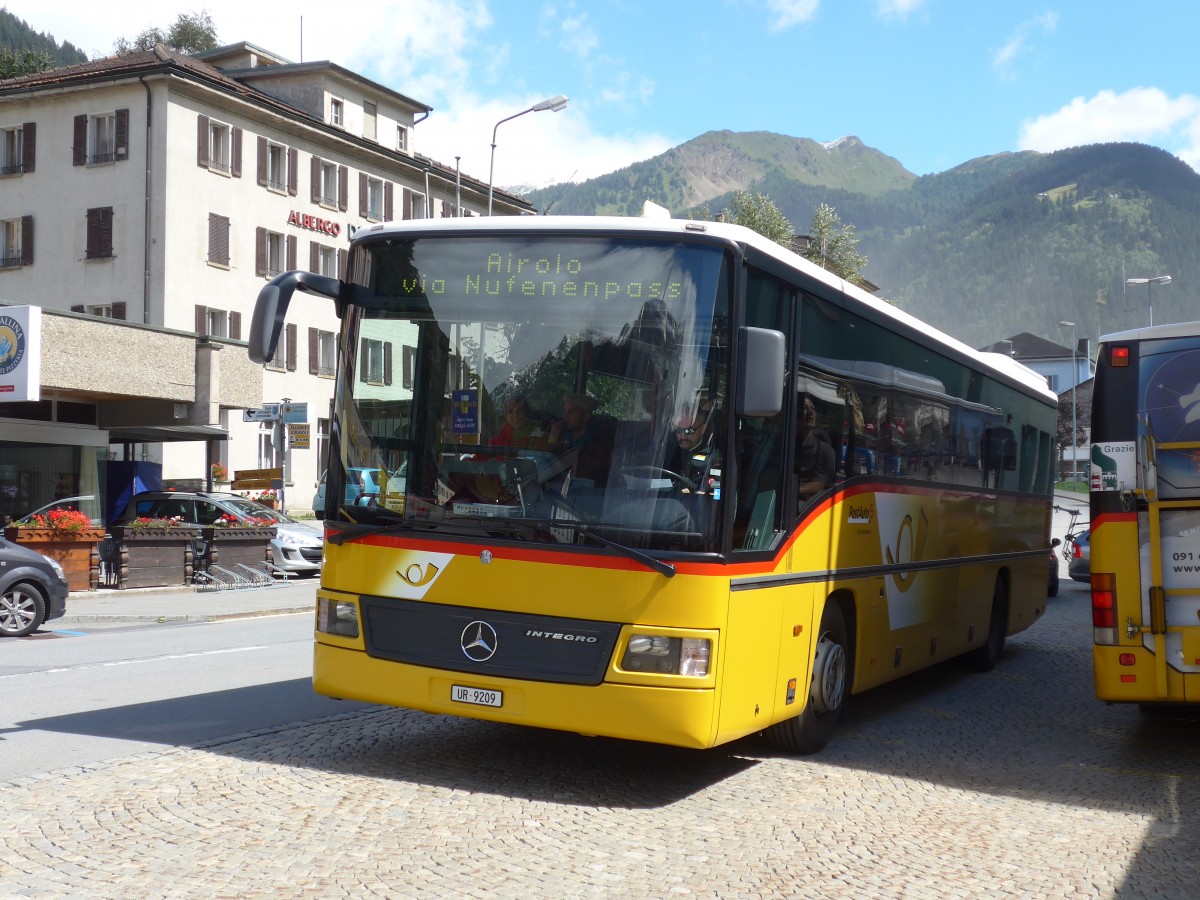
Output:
left=1093, top=645, right=1200, bottom=702
left=314, top=641, right=721, bottom=749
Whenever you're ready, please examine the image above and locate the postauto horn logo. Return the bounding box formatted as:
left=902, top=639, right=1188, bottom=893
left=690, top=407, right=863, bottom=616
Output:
left=0, top=315, right=25, bottom=377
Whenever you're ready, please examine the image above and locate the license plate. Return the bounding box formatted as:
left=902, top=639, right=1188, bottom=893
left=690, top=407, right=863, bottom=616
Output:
left=451, top=684, right=503, bottom=707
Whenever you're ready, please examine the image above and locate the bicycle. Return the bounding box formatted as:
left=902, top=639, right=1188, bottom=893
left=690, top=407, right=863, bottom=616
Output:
left=1052, top=504, right=1086, bottom=561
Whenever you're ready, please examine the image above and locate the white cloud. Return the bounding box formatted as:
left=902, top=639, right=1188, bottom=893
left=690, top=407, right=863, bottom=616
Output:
left=765, top=0, right=820, bottom=32
left=1018, top=87, right=1200, bottom=171
left=874, top=0, right=927, bottom=21
left=992, top=12, right=1059, bottom=79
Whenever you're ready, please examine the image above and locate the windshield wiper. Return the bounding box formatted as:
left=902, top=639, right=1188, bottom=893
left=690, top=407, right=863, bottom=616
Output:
left=570, top=525, right=676, bottom=578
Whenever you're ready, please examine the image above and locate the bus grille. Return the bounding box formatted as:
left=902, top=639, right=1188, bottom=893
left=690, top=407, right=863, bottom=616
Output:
left=360, top=597, right=622, bottom=685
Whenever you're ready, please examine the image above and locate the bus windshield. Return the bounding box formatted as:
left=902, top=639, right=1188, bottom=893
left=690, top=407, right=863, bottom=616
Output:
left=328, top=234, right=731, bottom=554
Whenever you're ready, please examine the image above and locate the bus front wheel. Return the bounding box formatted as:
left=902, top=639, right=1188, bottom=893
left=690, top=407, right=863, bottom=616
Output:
left=766, top=601, right=849, bottom=755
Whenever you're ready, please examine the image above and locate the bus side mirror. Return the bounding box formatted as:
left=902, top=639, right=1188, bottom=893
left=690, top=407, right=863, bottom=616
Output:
left=736, top=326, right=784, bottom=417
left=248, top=271, right=341, bottom=363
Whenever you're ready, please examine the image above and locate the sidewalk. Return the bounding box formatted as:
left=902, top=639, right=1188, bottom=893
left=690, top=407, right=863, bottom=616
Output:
left=56, top=579, right=318, bottom=625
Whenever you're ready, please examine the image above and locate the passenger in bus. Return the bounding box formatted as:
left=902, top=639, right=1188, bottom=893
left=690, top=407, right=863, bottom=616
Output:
left=548, top=393, right=613, bottom=483
left=489, top=396, right=549, bottom=450
left=797, top=395, right=836, bottom=500
left=667, top=402, right=721, bottom=493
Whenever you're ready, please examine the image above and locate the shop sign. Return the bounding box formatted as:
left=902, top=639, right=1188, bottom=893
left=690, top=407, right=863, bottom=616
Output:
left=287, top=210, right=341, bottom=237
left=0, top=305, right=40, bottom=403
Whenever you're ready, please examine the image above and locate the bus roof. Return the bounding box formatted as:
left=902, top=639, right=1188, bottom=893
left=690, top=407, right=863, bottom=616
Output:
left=352, top=215, right=1057, bottom=404
left=1100, top=320, right=1200, bottom=345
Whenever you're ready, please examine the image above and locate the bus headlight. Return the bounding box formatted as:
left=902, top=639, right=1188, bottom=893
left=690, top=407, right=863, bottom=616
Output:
left=621, top=635, right=710, bottom=677
left=317, top=598, right=359, bottom=637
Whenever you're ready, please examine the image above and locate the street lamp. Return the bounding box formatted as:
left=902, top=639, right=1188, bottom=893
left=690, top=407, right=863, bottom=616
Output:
left=1059, top=320, right=1078, bottom=485
left=487, top=95, right=569, bottom=216
left=1124, top=275, right=1171, bottom=326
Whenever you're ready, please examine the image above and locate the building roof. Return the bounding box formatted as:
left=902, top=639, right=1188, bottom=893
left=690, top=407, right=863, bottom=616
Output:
left=979, top=331, right=1071, bottom=360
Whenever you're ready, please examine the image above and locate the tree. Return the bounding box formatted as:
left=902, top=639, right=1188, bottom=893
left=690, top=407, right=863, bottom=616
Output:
left=800, top=203, right=869, bottom=286
left=0, top=48, right=54, bottom=78
left=114, top=11, right=219, bottom=55
left=692, top=190, right=795, bottom=248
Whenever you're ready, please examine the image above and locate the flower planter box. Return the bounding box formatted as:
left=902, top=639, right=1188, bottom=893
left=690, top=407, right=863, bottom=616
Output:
left=109, top=526, right=203, bottom=589
left=199, top=526, right=276, bottom=574
left=3, top=527, right=105, bottom=592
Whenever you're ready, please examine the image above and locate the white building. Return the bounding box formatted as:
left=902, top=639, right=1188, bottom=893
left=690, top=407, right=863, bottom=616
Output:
left=0, top=42, right=533, bottom=524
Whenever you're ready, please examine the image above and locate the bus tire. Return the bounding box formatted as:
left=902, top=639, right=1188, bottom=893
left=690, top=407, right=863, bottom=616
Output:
left=967, top=578, right=1008, bottom=672
left=766, top=601, right=849, bottom=755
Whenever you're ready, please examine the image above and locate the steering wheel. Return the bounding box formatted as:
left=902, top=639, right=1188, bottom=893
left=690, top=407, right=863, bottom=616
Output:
left=616, top=465, right=695, bottom=492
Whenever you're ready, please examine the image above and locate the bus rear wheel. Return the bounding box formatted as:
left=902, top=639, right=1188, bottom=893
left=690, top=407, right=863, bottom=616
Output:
left=967, top=578, right=1008, bottom=672
left=766, top=601, right=849, bottom=755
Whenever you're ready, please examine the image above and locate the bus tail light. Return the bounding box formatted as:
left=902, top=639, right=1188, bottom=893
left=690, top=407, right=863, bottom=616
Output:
left=1110, top=345, right=1130, bottom=367
left=317, top=598, right=360, bottom=637
left=1118, top=653, right=1136, bottom=666
left=622, top=635, right=711, bottom=677
left=1091, top=573, right=1116, bottom=633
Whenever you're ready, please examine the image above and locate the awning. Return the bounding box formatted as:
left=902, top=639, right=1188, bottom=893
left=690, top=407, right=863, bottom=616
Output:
left=106, top=424, right=230, bottom=444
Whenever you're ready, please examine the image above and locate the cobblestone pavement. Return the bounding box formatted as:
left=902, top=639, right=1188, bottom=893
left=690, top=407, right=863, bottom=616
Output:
left=2, top=582, right=1198, bottom=899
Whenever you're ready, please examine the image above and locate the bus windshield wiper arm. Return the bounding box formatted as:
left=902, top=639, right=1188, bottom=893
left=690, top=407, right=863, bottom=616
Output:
left=574, top=526, right=676, bottom=578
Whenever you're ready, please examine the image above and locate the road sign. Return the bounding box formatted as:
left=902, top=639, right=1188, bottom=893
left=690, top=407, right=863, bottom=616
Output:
left=242, top=403, right=280, bottom=422
left=280, top=401, right=308, bottom=424
left=289, top=423, right=311, bottom=449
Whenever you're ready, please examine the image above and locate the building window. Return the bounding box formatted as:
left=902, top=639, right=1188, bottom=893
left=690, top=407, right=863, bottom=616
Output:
left=320, top=161, right=338, bottom=206
left=208, top=213, right=230, bottom=267
left=1, top=218, right=23, bottom=267
left=265, top=231, right=285, bottom=277
left=308, top=327, right=337, bottom=377
left=363, top=100, right=377, bottom=140
left=329, top=97, right=343, bottom=127
left=195, top=305, right=241, bottom=339
left=366, top=176, right=383, bottom=221
left=208, top=121, right=231, bottom=173
left=85, top=207, right=113, bottom=260
left=396, top=124, right=409, bottom=153
left=267, top=142, right=287, bottom=191
left=363, top=338, right=385, bottom=384
left=411, top=192, right=426, bottom=220
left=1, top=126, right=23, bottom=175
left=74, top=111, right=127, bottom=166
left=318, top=245, right=337, bottom=277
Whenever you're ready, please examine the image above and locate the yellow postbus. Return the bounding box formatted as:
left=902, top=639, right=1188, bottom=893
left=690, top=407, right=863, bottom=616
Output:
left=1089, top=322, right=1200, bottom=706
left=249, top=216, right=1058, bottom=753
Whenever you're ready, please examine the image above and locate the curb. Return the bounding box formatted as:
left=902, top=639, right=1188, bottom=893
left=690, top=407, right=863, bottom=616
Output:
left=55, top=607, right=312, bottom=626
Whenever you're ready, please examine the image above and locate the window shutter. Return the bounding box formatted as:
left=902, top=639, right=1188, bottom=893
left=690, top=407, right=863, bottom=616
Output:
left=255, top=227, right=267, bottom=277
left=197, top=115, right=209, bottom=167
left=99, top=207, right=113, bottom=257
left=442, top=200, right=452, bottom=218
left=338, top=165, right=348, bottom=211
left=22, top=122, right=34, bottom=173
left=359, top=172, right=368, bottom=218
left=384, top=182, right=394, bottom=221
left=359, top=338, right=369, bottom=383
left=384, top=342, right=393, bottom=385
left=402, top=345, right=413, bottom=389
left=115, top=108, right=129, bottom=160
left=309, top=241, right=319, bottom=272
left=73, top=114, right=87, bottom=166
left=286, top=323, right=297, bottom=371
left=402, top=188, right=412, bottom=220
left=230, top=311, right=242, bottom=340
left=195, top=305, right=208, bottom=336
left=287, top=148, right=298, bottom=195
left=310, top=155, right=321, bottom=203
left=21, top=215, right=32, bottom=265
left=85, top=208, right=100, bottom=258
left=308, top=328, right=319, bottom=375
left=208, top=213, right=229, bottom=266
left=230, top=126, right=242, bottom=177
left=256, top=136, right=268, bottom=186
left=286, top=234, right=297, bottom=271
left=338, top=248, right=347, bottom=281
left=112, top=301, right=127, bottom=320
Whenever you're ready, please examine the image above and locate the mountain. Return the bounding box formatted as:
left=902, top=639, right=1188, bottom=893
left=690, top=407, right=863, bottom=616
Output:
left=0, top=9, right=89, bottom=67
left=525, top=134, right=1199, bottom=349
left=526, top=130, right=915, bottom=217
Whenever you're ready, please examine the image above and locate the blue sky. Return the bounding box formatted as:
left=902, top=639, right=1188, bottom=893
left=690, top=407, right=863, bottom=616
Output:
left=15, top=1, right=1200, bottom=191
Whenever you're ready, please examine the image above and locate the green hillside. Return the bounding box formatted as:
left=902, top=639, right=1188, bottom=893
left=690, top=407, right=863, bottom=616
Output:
left=0, top=9, right=88, bottom=67
left=526, top=133, right=1197, bottom=349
